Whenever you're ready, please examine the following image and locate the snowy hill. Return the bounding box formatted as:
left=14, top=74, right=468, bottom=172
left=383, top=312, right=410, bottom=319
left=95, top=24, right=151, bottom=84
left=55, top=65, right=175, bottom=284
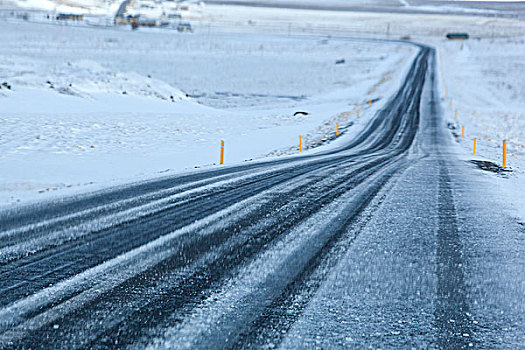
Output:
left=0, top=0, right=122, bottom=16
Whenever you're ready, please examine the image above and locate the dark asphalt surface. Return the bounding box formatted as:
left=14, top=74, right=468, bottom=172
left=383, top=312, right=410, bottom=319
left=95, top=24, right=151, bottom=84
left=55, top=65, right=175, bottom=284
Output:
left=0, top=41, right=523, bottom=349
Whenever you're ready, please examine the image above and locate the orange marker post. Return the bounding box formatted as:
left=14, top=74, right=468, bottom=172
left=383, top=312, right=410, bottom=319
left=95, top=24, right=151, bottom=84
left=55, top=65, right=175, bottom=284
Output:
left=369, top=100, right=372, bottom=107
left=336, top=123, right=339, bottom=137
left=299, top=136, right=302, bottom=153
left=461, top=126, right=465, bottom=138
left=473, top=139, right=477, bottom=155
left=503, top=140, right=507, bottom=168
left=455, top=109, right=458, bottom=121
left=357, top=109, right=360, bottom=119
left=450, top=99, right=453, bottom=107
left=220, top=140, right=224, bottom=165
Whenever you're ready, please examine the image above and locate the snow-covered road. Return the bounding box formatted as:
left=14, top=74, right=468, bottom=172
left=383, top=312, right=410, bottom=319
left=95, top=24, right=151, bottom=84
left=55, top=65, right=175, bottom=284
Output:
left=1, top=41, right=523, bottom=348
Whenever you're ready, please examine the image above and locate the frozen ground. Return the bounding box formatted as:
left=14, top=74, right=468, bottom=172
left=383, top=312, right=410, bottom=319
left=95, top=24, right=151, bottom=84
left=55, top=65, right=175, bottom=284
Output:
left=0, top=20, right=415, bottom=206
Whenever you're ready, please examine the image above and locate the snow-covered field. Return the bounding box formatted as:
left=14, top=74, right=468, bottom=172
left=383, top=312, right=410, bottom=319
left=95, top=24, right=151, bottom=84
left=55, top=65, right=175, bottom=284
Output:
left=0, top=19, right=416, bottom=206
left=0, top=2, right=524, bottom=215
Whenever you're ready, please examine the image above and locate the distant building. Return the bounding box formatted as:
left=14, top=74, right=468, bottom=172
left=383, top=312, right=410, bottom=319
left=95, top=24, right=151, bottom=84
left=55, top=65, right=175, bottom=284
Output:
left=138, top=18, right=157, bottom=27
left=177, top=22, right=192, bottom=32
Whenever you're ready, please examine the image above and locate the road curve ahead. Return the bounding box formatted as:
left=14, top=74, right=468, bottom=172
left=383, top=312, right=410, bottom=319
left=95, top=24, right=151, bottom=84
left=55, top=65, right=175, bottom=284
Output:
left=1, top=44, right=523, bottom=349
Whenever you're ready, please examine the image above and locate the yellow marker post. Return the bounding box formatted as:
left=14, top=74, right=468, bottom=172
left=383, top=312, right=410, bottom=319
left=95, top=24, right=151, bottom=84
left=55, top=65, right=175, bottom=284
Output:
left=369, top=100, right=372, bottom=107
left=503, top=140, right=507, bottom=168
left=336, top=123, right=339, bottom=137
left=356, top=109, right=360, bottom=119
left=455, top=109, right=458, bottom=121
left=220, top=140, right=224, bottom=165
left=299, top=136, right=302, bottom=153
left=473, top=139, right=477, bottom=155
left=461, top=126, right=465, bottom=138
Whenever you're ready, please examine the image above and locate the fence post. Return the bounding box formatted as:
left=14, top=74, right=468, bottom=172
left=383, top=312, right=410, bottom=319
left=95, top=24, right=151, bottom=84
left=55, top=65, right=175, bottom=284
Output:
left=220, top=140, right=224, bottom=164
left=503, top=140, right=507, bottom=168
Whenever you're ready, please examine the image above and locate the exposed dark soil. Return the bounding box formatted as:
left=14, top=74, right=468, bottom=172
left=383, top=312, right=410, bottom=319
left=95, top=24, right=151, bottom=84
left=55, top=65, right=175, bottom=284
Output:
left=470, top=160, right=511, bottom=174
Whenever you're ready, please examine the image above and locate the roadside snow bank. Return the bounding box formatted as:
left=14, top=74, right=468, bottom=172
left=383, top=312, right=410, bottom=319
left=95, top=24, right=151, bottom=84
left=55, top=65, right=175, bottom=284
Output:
left=438, top=37, right=525, bottom=169
left=0, top=57, right=186, bottom=103
left=436, top=35, right=525, bottom=220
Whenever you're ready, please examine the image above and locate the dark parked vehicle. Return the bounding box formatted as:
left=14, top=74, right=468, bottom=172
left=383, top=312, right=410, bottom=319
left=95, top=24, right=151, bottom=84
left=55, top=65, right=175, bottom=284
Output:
left=446, top=32, right=469, bottom=40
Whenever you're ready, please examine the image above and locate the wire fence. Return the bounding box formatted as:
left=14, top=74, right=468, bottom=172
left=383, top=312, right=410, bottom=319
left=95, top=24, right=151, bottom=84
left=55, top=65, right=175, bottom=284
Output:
left=1, top=7, right=524, bottom=39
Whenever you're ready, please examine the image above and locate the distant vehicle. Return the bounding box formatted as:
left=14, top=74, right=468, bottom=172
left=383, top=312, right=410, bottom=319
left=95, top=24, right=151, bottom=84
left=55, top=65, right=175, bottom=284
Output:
left=446, top=33, right=469, bottom=40
left=168, top=13, right=182, bottom=19
left=56, top=13, right=83, bottom=21
left=177, top=22, right=192, bottom=32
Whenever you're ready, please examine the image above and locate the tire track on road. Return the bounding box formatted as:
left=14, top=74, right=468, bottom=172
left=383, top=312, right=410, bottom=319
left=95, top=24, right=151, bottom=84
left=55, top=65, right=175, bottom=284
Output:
left=435, top=162, right=475, bottom=349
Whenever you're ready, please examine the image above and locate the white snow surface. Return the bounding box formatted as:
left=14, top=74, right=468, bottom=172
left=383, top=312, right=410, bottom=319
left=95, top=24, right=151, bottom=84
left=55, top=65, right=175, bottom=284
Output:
left=0, top=0, right=121, bottom=16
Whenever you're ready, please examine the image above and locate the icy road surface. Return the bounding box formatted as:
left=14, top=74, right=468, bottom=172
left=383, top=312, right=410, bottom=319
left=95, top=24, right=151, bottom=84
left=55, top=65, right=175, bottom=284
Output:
left=0, top=45, right=523, bottom=349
